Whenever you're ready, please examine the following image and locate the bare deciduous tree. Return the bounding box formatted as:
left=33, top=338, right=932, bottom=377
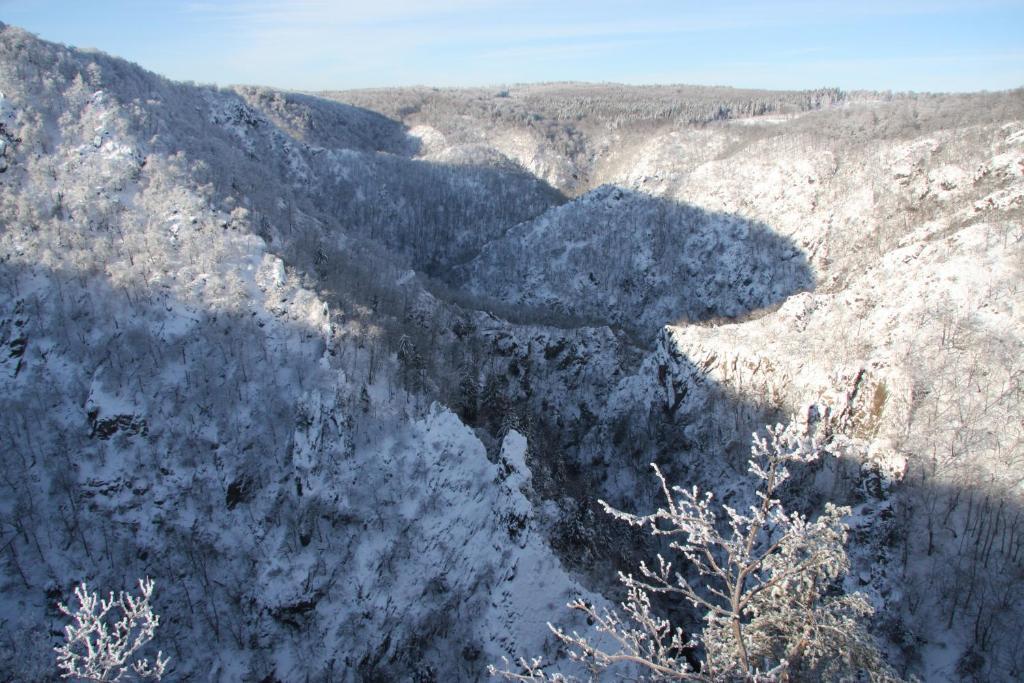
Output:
left=493, top=418, right=898, bottom=681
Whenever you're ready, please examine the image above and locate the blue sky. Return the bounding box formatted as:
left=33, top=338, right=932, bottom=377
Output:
left=2, top=1, right=1022, bottom=92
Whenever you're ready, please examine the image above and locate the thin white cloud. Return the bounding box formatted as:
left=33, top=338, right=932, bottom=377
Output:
left=178, top=0, right=1020, bottom=54
left=476, top=38, right=644, bottom=63
left=182, top=0, right=504, bottom=26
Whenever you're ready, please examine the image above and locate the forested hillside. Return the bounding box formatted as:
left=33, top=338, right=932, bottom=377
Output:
left=1, top=21, right=1022, bottom=681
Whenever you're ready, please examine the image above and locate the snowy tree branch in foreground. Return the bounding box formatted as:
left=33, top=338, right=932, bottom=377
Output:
left=55, top=577, right=169, bottom=681
left=492, top=417, right=900, bottom=681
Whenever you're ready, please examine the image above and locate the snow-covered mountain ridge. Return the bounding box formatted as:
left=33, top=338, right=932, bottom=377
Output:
left=0, top=23, right=599, bottom=681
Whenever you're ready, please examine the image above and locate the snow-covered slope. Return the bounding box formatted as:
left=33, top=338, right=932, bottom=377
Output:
left=605, top=103, right=1024, bottom=679
left=0, top=23, right=596, bottom=681
left=426, top=87, right=1024, bottom=678
left=457, top=185, right=813, bottom=337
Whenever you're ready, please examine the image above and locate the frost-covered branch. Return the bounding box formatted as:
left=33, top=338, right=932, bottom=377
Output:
left=55, top=577, right=169, bottom=682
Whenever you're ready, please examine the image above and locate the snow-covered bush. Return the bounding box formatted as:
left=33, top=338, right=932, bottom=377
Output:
left=492, top=418, right=898, bottom=681
left=55, top=578, right=169, bottom=681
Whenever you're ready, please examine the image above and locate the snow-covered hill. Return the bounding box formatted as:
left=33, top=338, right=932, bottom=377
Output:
left=0, top=23, right=596, bottom=681
left=457, top=185, right=813, bottom=337
left=655, top=146, right=1024, bottom=677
